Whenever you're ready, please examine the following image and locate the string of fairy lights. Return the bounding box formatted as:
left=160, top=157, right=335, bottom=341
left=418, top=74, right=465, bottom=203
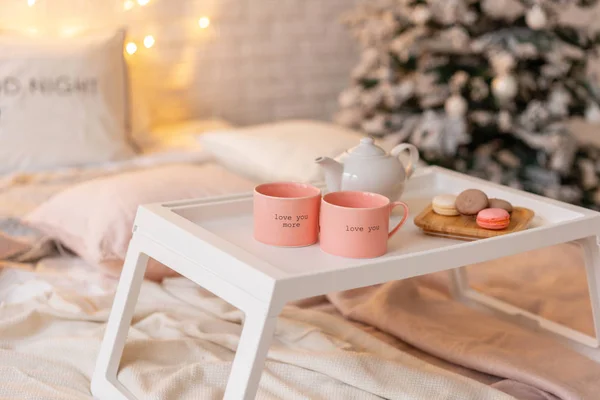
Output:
left=24, top=0, right=212, bottom=55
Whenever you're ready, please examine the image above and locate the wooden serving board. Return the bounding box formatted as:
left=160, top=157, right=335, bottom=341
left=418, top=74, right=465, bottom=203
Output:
left=413, top=204, right=535, bottom=241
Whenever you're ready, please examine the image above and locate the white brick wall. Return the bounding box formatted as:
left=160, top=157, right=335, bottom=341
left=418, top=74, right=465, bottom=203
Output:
left=7, top=1, right=598, bottom=129
left=0, top=0, right=361, bottom=127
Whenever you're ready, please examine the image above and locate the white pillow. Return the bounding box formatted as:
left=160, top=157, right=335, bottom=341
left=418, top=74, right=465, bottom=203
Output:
left=198, top=120, right=365, bottom=182
left=0, top=29, right=133, bottom=173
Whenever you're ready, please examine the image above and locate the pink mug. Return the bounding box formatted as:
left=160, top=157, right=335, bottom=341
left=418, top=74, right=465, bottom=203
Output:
left=254, top=182, right=321, bottom=247
left=319, top=191, right=409, bottom=258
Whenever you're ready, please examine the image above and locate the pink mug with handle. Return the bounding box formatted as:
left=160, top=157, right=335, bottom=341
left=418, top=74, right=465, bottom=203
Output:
left=320, top=191, right=409, bottom=258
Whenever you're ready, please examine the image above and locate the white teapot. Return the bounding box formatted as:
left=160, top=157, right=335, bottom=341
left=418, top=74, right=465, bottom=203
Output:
left=315, top=137, right=419, bottom=200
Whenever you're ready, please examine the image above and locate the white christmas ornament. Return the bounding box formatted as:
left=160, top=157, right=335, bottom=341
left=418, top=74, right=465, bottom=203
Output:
left=492, top=74, right=518, bottom=103
left=525, top=5, right=547, bottom=30
left=445, top=94, right=468, bottom=117
left=412, top=5, right=431, bottom=25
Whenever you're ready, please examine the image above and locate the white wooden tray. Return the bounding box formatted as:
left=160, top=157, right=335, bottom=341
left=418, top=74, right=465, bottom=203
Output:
left=93, top=166, right=600, bottom=400
left=147, top=167, right=600, bottom=348
left=156, top=169, right=589, bottom=281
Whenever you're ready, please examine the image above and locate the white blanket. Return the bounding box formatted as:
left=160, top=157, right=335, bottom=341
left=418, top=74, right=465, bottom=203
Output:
left=0, top=273, right=515, bottom=400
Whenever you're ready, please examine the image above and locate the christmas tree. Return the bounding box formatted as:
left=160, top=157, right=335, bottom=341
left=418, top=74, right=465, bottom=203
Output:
left=336, top=0, right=600, bottom=209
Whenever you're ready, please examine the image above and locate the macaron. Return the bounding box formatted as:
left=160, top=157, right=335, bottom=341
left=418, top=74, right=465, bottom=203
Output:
left=455, top=189, right=489, bottom=216
left=488, top=198, right=513, bottom=214
left=432, top=194, right=459, bottom=216
left=476, top=208, right=510, bottom=230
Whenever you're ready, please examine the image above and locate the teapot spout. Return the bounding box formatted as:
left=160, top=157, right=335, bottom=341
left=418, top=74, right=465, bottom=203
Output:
left=315, top=156, right=343, bottom=192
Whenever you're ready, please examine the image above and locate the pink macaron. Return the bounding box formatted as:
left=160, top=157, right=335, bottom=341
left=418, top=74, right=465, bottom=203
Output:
left=476, top=208, right=510, bottom=230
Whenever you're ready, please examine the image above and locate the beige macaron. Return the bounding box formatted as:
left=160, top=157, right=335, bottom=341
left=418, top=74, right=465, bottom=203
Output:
left=432, top=194, right=459, bottom=216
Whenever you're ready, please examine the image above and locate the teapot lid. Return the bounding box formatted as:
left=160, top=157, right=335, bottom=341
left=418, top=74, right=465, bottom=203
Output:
left=347, top=137, right=386, bottom=157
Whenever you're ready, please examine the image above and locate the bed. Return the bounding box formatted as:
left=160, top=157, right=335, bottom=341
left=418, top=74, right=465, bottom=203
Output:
left=0, top=121, right=599, bottom=400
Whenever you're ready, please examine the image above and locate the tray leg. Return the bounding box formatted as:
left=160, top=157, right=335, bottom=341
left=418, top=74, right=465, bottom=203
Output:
left=453, top=237, right=600, bottom=348
left=224, top=312, right=278, bottom=400
left=91, top=231, right=281, bottom=400
left=91, top=234, right=149, bottom=400
left=448, top=267, right=469, bottom=299
left=580, top=236, right=600, bottom=347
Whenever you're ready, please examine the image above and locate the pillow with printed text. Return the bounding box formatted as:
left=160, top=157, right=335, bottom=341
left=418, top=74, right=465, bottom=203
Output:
left=0, top=29, right=133, bottom=173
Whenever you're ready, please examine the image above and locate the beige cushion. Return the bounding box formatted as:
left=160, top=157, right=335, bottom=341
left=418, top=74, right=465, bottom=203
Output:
left=0, top=29, right=133, bottom=172
left=198, top=120, right=364, bottom=182
left=24, top=164, right=255, bottom=281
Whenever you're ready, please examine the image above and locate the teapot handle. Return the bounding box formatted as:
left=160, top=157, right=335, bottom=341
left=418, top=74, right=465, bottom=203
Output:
left=390, top=143, right=419, bottom=179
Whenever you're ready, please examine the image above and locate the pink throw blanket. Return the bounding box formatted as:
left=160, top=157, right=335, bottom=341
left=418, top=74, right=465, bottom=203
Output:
left=321, top=243, right=599, bottom=400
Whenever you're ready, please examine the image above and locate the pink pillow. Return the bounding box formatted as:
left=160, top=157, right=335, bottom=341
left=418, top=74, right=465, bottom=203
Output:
left=25, top=164, right=255, bottom=281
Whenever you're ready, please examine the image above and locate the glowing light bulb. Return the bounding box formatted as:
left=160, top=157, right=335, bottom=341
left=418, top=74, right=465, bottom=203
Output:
left=124, top=0, right=135, bottom=10
left=198, top=17, right=210, bottom=29
left=143, top=35, right=155, bottom=48
left=27, top=0, right=36, bottom=6
left=125, top=42, right=138, bottom=55
left=137, top=0, right=150, bottom=5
